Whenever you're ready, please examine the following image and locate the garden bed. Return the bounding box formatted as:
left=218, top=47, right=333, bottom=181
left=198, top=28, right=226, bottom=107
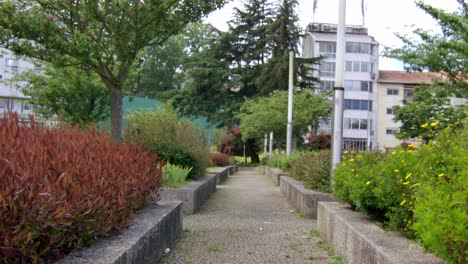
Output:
left=317, top=202, right=443, bottom=264
left=159, top=174, right=217, bottom=214
left=279, top=175, right=337, bottom=219
left=262, top=166, right=285, bottom=186
left=56, top=201, right=182, bottom=264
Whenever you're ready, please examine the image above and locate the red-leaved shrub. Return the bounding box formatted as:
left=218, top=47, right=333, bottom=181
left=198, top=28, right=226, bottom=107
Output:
left=305, top=133, right=331, bottom=150
left=0, top=114, right=162, bottom=263
left=209, top=153, right=230, bottom=167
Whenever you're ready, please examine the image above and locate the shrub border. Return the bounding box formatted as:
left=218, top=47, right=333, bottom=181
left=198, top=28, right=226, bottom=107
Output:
left=317, top=202, right=443, bottom=264
left=56, top=201, right=182, bottom=264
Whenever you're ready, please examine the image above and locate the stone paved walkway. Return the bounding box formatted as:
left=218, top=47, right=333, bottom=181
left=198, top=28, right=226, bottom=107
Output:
left=160, top=168, right=334, bottom=264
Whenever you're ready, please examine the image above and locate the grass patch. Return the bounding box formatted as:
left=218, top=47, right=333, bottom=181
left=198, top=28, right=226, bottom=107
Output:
left=207, top=245, right=223, bottom=252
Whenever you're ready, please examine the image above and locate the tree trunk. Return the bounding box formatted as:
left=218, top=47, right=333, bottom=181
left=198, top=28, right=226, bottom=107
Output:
left=109, top=86, right=124, bottom=144
left=245, top=138, right=260, bottom=163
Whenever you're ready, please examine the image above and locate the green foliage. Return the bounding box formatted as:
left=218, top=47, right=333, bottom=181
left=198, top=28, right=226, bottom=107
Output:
left=385, top=0, right=467, bottom=97
left=334, top=126, right=468, bottom=263
left=162, top=163, right=192, bottom=188
left=287, top=151, right=331, bottom=192
left=17, top=64, right=109, bottom=127
left=394, top=84, right=466, bottom=143
left=126, top=107, right=210, bottom=180
left=0, top=0, right=227, bottom=142
left=237, top=90, right=331, bottom=143
left=0, top=113, right=161, bottom=263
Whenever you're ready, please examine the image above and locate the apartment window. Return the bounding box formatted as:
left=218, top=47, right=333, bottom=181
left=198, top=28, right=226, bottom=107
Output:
left=344, top=99, right=372, bottom=111
left=344, top=80, right=372, bottom=92
left=386, top=106, right=397, bottom=115
left=404, top=88, right=414, bottom=98
left=320, top=62, right=336, bottom=77
left=0, top=75, right=2, bottom=80
left=386, top=129, right=399, bottom=135
left=319, top=81, right=334, bottom=91
left=343, top=139, right=368, bottom=151
left=5, top=58, right=18, bottom=67
left=345, top=61, right=370, bottom=73
left=344, top=118, right=369, bottom=130
left=346, top=42, right=371, bottom=54
left=318, top=42, right=336, bottom=57
left=387, top=88, right=399, bottom=95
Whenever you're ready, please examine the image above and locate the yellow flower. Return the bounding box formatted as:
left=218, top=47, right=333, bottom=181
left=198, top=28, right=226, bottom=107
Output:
left=410, top=183, right=421, bottom=188
left=343, top=150, right=349, bottom=154
left=405, top=173, right=412, bottom=179
left=366, top=181, right=371, bottom=185
left=409, top=243, right=414, bottom=250
left=394, top=169, right=399, bottom=173
left=403, top=181, right=410, bottom=185
left=454, top=121, right=460, bottom=125
left=438, top=173, right=445, bottom=177
left=400, top=199, right=406, bottom=205
left=408, top=143, right=417, bottom=148
left=349, top=159, right=355, bottom=162
left=420, top=123, right=428, bottom=128
left=430, top=121, right=438, bottom=127
left=391, top=151, right=396, bottom=155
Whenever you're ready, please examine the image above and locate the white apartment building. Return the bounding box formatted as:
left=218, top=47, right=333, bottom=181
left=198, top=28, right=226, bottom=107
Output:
left=302, top=23, right=379, bottom=151
left=0, top=48, right=36, bottom=116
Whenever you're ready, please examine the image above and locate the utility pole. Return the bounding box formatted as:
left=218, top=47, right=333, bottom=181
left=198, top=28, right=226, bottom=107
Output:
left=269, top=131, right=273, bottom=157
left=331, top=0, right=346, bottom=184
left=264, top=134, right=268, bottom=158
left=286, top=51, right=294, bottom=157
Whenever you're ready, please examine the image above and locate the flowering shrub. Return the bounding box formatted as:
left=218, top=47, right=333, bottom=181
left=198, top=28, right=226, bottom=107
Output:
left=209, top=153, right=230, bottom=167
left=334, top=126, right=467, bottom=264
left=0, top=114, right=161, bottom=263
left=287, top=151, right=331, bottom=192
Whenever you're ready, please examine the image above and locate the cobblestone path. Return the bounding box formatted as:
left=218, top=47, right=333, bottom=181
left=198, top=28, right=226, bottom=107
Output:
left=160, top=168, right=334, bottom=264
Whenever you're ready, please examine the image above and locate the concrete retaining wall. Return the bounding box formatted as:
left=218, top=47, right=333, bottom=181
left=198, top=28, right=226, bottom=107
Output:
left=56, top=201, right=182, bottom=264
left=159, top=174, right=217, bottom=214
left=280, top=176, right=337, bottom=219
left=208, top=166, right=237, bottom=184
left=262, top=166, right=285, bottom=186
left=318, top=202, right=444, bottom=264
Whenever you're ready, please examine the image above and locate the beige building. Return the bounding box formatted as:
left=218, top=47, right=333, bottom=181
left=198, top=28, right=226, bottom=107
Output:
left=377, top=71, right=439, bottom=149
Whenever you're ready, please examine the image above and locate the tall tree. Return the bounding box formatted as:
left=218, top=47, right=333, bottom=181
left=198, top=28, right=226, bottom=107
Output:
left=135, top=22, right=220, bottom=100
left=0, top=0, right=226, bottom=143
left=18, top=64, right=110, bottom=126
left=386, top=0, right=467, bottom=97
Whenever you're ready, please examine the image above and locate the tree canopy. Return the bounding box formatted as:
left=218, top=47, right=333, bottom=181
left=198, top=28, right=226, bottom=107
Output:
left=0, top=0, right=226, bottom=142
left=236, top=90, right=331, bottom=145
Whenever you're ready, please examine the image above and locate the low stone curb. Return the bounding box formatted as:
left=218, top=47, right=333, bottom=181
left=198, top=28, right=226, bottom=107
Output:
left=318, top=202, right=444, bottom=264
left=208, top=166, right=238, bottom=184
left=280, top=175, right=337, bottom=219
left=266, top=167, right=285, bottom=186
left=56, top=201, right=182, bottom=264
left=159, top=174, right=217, bottom=214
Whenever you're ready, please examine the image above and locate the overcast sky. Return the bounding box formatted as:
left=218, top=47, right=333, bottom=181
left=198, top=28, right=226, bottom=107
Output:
left=205, top=0, right=461, bottom=70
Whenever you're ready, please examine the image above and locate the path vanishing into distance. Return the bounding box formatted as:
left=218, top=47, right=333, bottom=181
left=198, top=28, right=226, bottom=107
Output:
left=161, top=168, right=338, bottom=264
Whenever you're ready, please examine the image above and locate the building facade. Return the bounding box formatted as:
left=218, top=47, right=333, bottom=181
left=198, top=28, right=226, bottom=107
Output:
left=0, top=48, right=36, bottom=116
left=302, top=23, right=379, bottom=151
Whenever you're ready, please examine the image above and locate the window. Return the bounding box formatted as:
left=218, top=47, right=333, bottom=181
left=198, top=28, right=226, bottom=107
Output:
left=344, top=99, right=372, bottom=111
left=319, top=81, right=334, bottom=91
left=345, top=61, right=371, bottom=72
left=5, top=58, right=18, bottom=67
left=387, top=88, right=399, bottom=95
left=319, top=62, right=335, bottom=77
left=404, top=88, right=414, bottom=98
left=318, top=42, right=336, bottom=57
left=0, top=75, right=2, bottom=80
left=386, top=107, right=396, bottom=115
left=343, top=139, right=368, bottom=151
left=344, top=80, right=372, bottom=92
left=386, top=129, right=399, bottom=135
left=345, top=42, right=371, bottom=54
left=344, top=118, right=370, bottom=130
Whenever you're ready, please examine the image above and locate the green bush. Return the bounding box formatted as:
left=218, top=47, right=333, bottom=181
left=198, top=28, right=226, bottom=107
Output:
left=126, top=108, right=210, bottom=180
left=162, top=163, right=192, bottom=188
left=334, top=126, right=467, bottom=264
left=287, top=150, right=331, bottom=192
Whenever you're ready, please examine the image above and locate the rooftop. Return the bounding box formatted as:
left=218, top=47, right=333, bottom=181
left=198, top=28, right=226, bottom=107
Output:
left=378, top=70, right=440, bottom=84
left=306, top=23, right=368, bottom=35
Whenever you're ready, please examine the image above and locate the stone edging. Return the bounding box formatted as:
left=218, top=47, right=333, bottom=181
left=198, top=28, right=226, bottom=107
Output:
left=56, top=201, right=182, bottom=264
left=159, top=174, right=217, bottom=214
left=279, top=175, right=337, bottom=219
left=208, top=166, right=237, bottom=184
left=318, top=202, right=444, bottom=264
left=262, top=166, right=285, bottom=186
